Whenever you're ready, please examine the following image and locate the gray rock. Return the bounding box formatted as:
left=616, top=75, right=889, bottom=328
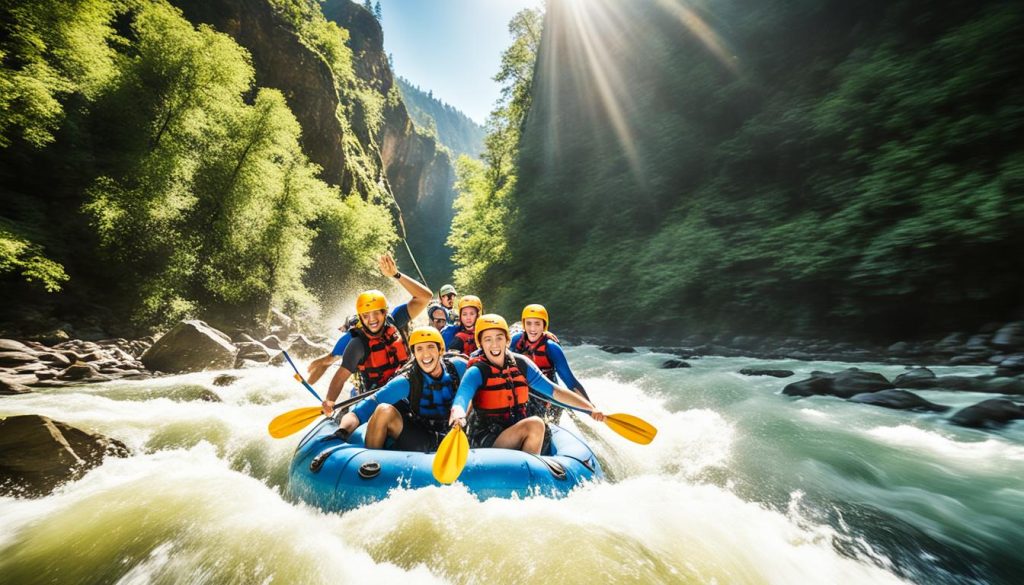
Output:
left=783, top=368, right=893, bottom=399
left=660, top=359, right=691, bottom=369
left=983, top=377, right=1024, bottom=396
left=893, top=367, right=935, bottom=387
left=849, top=389, right=950, bottom=412
left=270, top=308, right=295, bottom=333
left=141, top=320, right=238, bottom=373
left=995, top=354, right=1024, bottom=377
left=0, top=415, right=129, bottom=497
left=285, top=335, right=329, bottom=360
left=261, top=335, right=284, bottom=350
left=966, top=334, right=991, bottom=349
left=599, top=345, right=636, bottom=354
left=213, top=374, right=240, bottom=387
left=739, top=368, right=794, bottom=378
left=234, top=341, right=273, bottom=365
left=887, top=341, right=910, bottom=354
left=269, top=351, right=287, bottom=366
left=950, top=399, right=1024, bottom=429
left=992, top=322, right=1024, bottom=349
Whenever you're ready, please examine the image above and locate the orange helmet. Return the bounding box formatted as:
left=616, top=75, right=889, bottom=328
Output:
left=355, top=290, right=388, bottom=314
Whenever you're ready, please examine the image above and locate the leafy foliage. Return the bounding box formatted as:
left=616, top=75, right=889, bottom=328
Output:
left=463, top=0, right=1024, bottom=339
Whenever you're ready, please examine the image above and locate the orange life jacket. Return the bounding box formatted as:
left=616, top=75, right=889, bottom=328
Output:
left=352, top=321, right=409, bottom=390
left=513, top=334, right=554, bottom=379
left=453, top=328, right=477, bottom=355
left=467, top=352, right=531, bottom=421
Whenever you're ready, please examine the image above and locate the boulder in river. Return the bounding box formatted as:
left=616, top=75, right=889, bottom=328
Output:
left=892, top=367, right=936, bottom=387
left=992, top=321, right=1024, bottom=349
left=599, top=345, right=636, bottom=354
left=849, top=389, right=951, bottom=412
left=949, top=399, right=1024, bottom=429
left=141, top=320, right=238, bottom=373
left=285, top=335, right=329, bottom=359
left=783, top=368, right=894, bottom=399
left=660, top=359, right=691, bottom=369
left=739, top=368, right=794, bottom=378
left=0, top=415, right=130, bottom=497
left=995, top=354, right=1024, bottom=377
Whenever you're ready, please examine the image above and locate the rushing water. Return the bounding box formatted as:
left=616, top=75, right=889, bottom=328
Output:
left=1, top=346, right=1022, bottom=584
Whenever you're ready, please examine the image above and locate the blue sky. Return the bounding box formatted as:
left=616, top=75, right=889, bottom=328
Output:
left=377, top=0, right=542, bottom=124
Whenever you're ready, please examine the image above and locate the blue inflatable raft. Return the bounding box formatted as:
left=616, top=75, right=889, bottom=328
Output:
left=288, top=416, right=604, bottom=512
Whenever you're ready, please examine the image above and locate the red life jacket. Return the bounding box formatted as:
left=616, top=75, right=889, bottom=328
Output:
left=513, top=334, right=554, bottom=379
left=453, top=328, right=477, bottom=355
left=467, top=352, right=530, bottom=422
left=352, top=321, right=409, bottom=390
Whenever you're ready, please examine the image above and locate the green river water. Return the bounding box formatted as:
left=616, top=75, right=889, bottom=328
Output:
left=1, top=346, right=1021, bottom=584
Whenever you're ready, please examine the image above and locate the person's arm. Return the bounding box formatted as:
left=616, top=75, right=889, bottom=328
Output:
left=547, top=342, right=587, bottom=397
left=348, top=377, right=411, bottom=424
left=307, top=353, right=337, bottom=385
left=307, top=331, right=352, bottom=384
left=379, top=254, right=432, bottom=318
left=323, top=341, right=366, bottom=415
left=449, top=366, right=483, bottom=427
left=522, top=357, right=603, bottom=420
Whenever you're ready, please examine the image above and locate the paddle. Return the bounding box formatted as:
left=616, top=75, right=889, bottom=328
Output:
left=268, top=386, right=383, bottom=439
left=281, top=350, right=323, bottom=402
left=531, top=392, right=657, bottom=445
left=432, top=423, right=470, bottom=484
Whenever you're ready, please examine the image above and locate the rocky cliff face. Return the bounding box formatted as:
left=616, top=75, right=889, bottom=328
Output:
left=322, top=0, right=457, bottom=286
left=173, top=0, right=456, bottom=285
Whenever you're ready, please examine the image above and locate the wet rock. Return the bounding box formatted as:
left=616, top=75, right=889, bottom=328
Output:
left=950, top=399, right=1024, bottom=429
left=992, top=321, right=1024, bottom=349
left=893, top=367, right=935, bottom=387
left=0, top=376, right=33, bottom=395
left=965, top=334, right=991, bottom=350
left=0, top=351, right=38, bottom=367
left=660, top=359, right=691, bottom=369
left=231, top=331, right=257, bottom=343
left=0, top=339, right=31, bottom=352
left=34, top=370, right=58, bottom=381
left=13, top=362, right=49, bottom=374
left=849, top=389, right=951, bottom=412
left=982, top=377, right=1024, bottom=396
left=783, top=368, right=893, bottom=399
left=261, top=335, right=284, bottom=350
left=234, top=341, right=273, bottom=365
left=739, top=368, right=794, bottom=378
left=213, top=374, right=240, bottom=387
left=270, top=308, right=295, bottom=333
left=269, top=351, right=287, bottom=366
left=897, top=375, right=985, bottom=392
left=285, top=335, right=329, bottom=359
left=0, top=415, right=129, bottom=497
left=599, top=345, right=637, bottom=354
left=141, top=320, right=238, bottom=373
left=887, top=341, right=910, bottom=354
left=37, top=352, right=72, bottom=367
left=58, top=362, right=111, bottom=382
left=995, top=354, right=1024, bottom=377
left=948, top=354, right=989, bottom=366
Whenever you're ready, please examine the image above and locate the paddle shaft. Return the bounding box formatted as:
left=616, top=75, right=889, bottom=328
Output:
left=282, top=350, right=323, bottom=403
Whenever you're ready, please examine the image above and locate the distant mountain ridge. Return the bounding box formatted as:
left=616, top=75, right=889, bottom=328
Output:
left=396, top=76, right=485, bottom=159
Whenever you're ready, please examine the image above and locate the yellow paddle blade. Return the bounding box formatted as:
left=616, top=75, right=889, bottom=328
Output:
left=432, top=425, right=469, bottom=484
left=268, top=406, right=324, bottom=439
left=604, top=413, right=657, bottom=445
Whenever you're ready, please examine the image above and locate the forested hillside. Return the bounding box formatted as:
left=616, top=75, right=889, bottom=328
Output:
left=451, top=0, right=1024, bottom=341
left=396, top=76, right=485, bottom=159
left=0, top=0, right=451, bottom=338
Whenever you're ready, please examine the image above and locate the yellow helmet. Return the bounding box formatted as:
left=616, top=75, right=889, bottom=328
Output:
left=457, top=295, right=483, bottom=314
left=474, top=314, right=510, bottom=346
left=355, top=290, right=388, bottom=314
left=408, top=326, right=445, bottom=351
left=521, top=304, right=549, bottom=331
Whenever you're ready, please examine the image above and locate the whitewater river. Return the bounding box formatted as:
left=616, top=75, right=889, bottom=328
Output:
left=1, top=346, right=1022, bottom=584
